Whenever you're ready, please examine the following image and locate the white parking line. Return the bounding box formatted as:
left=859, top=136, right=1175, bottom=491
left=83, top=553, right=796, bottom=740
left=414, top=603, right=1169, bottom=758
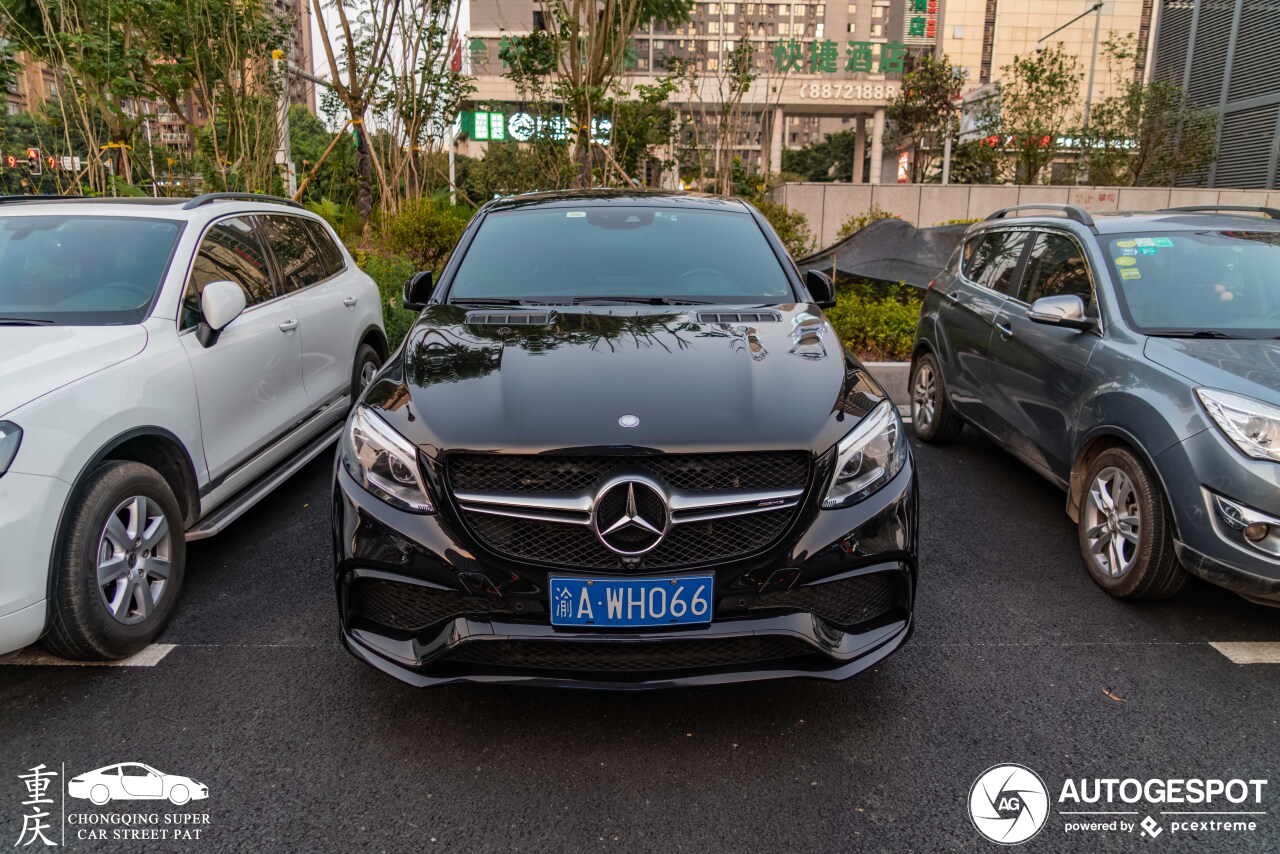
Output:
left=1209, top=642, right=1280, bottom=664
left=0, top=644, right=176, bottom=667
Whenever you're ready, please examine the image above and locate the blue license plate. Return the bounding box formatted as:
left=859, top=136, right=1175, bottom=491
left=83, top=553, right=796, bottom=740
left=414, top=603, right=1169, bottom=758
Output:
left=549, top=575, right=714, bottom=628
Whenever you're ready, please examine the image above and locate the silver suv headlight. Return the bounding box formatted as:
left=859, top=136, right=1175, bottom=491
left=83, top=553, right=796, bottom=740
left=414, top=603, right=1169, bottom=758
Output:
left=341, top=406, right=435, bottom=513
left=0, top=422, right=21, bottom=478
left=1196, top=389, right=1280, bottom=463
left=821, top=401, right=908, bottom=509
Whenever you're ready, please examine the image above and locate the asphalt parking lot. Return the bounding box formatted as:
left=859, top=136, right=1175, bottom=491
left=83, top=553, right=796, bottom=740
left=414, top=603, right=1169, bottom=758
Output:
left=3, top=430, right=1278, bottom=852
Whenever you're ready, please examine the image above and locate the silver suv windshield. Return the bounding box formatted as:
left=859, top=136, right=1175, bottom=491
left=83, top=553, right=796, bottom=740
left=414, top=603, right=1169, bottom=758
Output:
left=1105, top=230, right=1280, bottom=339
left=448, top=205, right=793, bottom=304
left=0, top=215, right=183, bottom=326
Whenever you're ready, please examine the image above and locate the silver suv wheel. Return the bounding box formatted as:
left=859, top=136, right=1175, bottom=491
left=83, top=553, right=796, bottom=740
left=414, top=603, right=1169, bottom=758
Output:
left=1084, top=466, right=1141, bottom=578
left=96, top=495, right=173, bottom=625
left=911, top=361, right=936, bottom=429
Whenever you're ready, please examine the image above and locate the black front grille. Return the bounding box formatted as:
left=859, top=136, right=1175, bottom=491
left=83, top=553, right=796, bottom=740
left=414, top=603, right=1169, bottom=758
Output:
left=448, top=452, right=809, bottom=495
left=448, top=452, right=810, bottom=570
left=444, top=636, right=819, bottom=673
left=347, top=578, right=507, bottom=633
left=465, top=507, right=795, bottom=569
left=752, top=572, right=907, bottom=629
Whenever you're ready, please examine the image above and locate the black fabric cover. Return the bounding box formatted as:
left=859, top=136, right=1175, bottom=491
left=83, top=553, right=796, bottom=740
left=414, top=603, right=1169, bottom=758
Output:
left=796, top=218, right=970, bottom=289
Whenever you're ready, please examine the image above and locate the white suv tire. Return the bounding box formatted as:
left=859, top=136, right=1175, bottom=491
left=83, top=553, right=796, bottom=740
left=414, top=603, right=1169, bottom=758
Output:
left=41, top=461, right=186, bottom=660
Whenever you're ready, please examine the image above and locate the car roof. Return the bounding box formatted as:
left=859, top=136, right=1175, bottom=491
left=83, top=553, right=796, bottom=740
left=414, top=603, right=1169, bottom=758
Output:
left=482, top=189, right=754, bottom=214
left=978, top=207, right=1280, bottom=236
left=0, top=192, right=305, bottom=220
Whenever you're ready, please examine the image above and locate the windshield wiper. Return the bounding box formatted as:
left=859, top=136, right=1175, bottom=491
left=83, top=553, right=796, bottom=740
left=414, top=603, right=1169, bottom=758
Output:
left=571, top=296, right=714, bottom=305
left=1146, top=329, right=1247, bottom=340
left=0, top=316, right=54, bottom=326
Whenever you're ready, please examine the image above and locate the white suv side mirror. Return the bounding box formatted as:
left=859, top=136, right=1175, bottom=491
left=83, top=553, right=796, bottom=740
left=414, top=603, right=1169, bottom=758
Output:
left=197, top=280, right=247, bottom=347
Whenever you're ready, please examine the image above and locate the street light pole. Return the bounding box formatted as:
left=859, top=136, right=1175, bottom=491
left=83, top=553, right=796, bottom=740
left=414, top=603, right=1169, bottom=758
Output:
left=1037, top=1, right=1105, bottom=183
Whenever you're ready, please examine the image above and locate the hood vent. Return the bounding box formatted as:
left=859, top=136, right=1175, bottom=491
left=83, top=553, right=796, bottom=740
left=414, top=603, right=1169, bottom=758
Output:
left=697, top=311, right=782, bottom=324
left=464, top=311, right=554, bottom=326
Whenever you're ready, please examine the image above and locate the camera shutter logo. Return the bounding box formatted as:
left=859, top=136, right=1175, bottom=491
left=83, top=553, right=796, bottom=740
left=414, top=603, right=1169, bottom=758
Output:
left=968, top=764, right=1050, bottom=845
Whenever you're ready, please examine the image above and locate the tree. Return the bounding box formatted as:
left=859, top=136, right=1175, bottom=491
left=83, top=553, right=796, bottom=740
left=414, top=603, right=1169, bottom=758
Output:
left=537, top=0, right=689, bottom=187
left=883, top=54, right=964, bottom=183
left=781, top=129, right=859, bottom=182
left=310, top=0, right=403, bottom=232
left=981, top=44, right=1083, bottom=184
left=1085, top=32, right=1218, bottom=186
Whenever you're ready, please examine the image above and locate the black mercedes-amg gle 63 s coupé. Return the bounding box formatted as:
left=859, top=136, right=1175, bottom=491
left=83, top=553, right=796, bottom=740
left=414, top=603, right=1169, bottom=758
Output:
left=334, top=190, right=917, bottom=688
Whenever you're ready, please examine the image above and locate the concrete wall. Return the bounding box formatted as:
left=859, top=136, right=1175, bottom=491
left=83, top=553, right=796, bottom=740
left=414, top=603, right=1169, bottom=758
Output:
left=772, top=183, right=1280, bottom=249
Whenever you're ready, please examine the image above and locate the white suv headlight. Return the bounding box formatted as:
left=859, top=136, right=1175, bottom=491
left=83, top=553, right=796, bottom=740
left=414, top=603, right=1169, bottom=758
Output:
left=1196, top=388, right=1280, bottom=463
left=822, top=401, right=908, bottom=509
left=341, top=406, right=435, bottom=513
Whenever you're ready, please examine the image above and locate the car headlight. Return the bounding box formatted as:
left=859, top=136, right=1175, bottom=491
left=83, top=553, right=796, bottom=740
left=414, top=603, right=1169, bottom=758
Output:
left=1196, top=389, right=1280, bottom=463
left=0, top=422, right=20, bottom=477
left=341, top=406, right=435, bottom=513
left=821, top=401, right=908, bottom=509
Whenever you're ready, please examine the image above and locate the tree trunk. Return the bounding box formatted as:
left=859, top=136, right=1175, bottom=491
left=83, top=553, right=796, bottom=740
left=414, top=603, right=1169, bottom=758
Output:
left=356, top=121, right=373, bottom=235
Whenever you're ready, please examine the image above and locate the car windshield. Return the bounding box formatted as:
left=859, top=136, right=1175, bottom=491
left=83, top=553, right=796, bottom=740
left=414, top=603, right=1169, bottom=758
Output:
left=1105, top=230, right=1280, bottom=338
left=0, top=215, right=182, bottom=326
left=448, top=205, right=794, bottom=304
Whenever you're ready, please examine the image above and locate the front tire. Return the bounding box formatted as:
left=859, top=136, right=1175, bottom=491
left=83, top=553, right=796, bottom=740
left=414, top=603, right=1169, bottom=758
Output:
left=909, top=352, right=964, bottom=443
left=41, top=461, right=186, bottom=660
left=169, top=784, right=190, bottom=806
left=351, top=342, right=383, bottom=403
left=1077, top=447, right=1188, bottom=600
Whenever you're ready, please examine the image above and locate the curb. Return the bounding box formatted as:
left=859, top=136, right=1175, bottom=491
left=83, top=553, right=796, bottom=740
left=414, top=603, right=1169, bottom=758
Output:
left=863, top=361, right=911, bottom=408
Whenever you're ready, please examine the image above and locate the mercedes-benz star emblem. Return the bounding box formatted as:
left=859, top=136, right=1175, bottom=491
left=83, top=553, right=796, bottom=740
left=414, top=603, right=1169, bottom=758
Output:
left=594, top=479, right=669, bottom=556
left=618, top=414, right=640, bottom=428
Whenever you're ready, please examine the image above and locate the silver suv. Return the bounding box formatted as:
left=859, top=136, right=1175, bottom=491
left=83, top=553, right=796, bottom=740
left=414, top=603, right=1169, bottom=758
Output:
left=910, top=204, right=1280, bottom=606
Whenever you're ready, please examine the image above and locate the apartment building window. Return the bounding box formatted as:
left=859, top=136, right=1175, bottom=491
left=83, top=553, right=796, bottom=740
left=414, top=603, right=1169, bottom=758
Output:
left=47, top=82, right=58, bottom=99
left=846, top=3, right=856, bottom=11
left=871, top=23, right=885, bottom=37
left=847, top=22, right=856, bottom=33
left=816, top=4, right=824, bottom=12
left=815, top=22, right=823, bottom=37
left=793, top=4, right=806, bottom=14
left=725, top=21, right=736, bottom=33
left=708, top=57, right=719, bottom=70
left=709, top=2, right=719, bottom=12
left=872, top=0, right=888, bottom=17
left=533, top=10, right=546, bottom=30
left=709, top=21, right=720, bottom=33
left=777, top=4, right=788, bottom=14
left=725, top=3, right=736, bottom=13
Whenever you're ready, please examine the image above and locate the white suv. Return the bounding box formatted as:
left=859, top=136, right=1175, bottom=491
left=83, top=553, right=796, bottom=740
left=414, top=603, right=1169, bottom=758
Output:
left=0, top=193, right=386, bottom=659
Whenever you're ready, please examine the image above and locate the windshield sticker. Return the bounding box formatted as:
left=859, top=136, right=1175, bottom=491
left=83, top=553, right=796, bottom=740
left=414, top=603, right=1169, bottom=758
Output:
left=1134, top=237, right=1156, bottom=247
left=1115, top=239, right=1137, bottom=248
left=1120, top=267, right=1142, bottom=280
left=1140, top=246, right=1159, bottom=255
left=1114, top=256, right=1137, bottom=266
left=566, top=211, right=586, bottom=218
left=1153, top=237, right=1175, bottom=247
left=1118, top=247, right=1139, bottom=256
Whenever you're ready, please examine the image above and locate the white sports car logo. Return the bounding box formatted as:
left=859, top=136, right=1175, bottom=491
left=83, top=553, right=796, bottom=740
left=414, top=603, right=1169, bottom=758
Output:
left=68, top=762, right=208, bottom=806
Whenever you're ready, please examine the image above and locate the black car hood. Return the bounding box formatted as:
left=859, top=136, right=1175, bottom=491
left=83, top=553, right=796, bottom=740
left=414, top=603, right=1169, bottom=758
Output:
left=367, top=304, right=885, bottom=458
left=1144, top=337, right=1280, bottom=403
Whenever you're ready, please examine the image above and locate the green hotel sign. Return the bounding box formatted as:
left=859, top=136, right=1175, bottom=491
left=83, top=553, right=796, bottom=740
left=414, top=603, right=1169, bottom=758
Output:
left=773, top=39, right=907, bottom=74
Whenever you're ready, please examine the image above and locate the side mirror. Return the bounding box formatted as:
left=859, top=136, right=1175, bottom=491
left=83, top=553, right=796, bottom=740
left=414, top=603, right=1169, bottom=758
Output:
left=805, top=269, right=837, bottom=309
left=403, top=271, right=433, bottom=311
left=1027, top=294, right=1094, bottom=331
left=196, top=280, right=246, bottom=347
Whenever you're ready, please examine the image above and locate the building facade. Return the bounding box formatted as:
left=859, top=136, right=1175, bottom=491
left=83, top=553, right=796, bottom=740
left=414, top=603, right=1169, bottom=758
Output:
left=1150, top=0, right=1280, bottom=188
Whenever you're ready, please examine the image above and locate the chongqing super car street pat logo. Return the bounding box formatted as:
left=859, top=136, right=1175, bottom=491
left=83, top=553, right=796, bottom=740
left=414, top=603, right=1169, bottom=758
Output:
left=969, top=764, right=1050, bottom=845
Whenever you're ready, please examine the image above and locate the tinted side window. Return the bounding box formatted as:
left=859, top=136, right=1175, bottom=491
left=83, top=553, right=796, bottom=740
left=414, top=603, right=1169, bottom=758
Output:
left=259, top=215, right=328, bottom=293
left=181, top=216, right=275, bottom=329
left=965, top=230, right=1028, bottom=295
left=302, top=219, right=346, bottom=278
left=1020, top=233, right=1094, bottom=307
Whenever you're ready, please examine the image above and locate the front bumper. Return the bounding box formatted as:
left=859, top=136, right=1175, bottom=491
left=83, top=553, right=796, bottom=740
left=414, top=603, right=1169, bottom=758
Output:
left=1157, top=428, right=1280, bottom=602
left=333, top=456, right=917, bottom=689
left=0, top=472, right=67, bottom=655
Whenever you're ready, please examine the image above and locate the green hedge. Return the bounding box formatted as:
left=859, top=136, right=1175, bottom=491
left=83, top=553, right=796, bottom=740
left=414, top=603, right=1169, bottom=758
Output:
left=353, top=251, right=419, bottom=352
left=824, top=279, right=922, bottom=362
